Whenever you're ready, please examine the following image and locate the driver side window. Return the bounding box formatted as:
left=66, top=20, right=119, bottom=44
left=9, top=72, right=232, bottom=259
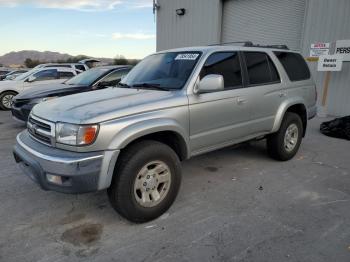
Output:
left=101, top=69, right=130, bottom=86
left=32, top=69, right=58, bottom=82
left=200, top=52, right=243, bottom=90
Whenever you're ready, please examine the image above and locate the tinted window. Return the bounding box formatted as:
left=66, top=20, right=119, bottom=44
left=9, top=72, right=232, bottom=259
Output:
left=244, top=52, right=280, bottom=85
left=59, top=71, right=75, bottom=79
left=75, top=65, right=86, bottom=71
left=100, top=69, right=130, bottom=86
left=274, top=52, right=310, bottom=81
left=65, top=68, right=110, bottom=86
left=33, top=69, right=57, bottom=81
left=200, top=52, right=242, bottom=89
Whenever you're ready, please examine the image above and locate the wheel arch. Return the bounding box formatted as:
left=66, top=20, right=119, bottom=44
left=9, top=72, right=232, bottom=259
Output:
left=0, top=89, right=18, bottom=96
left=109, top=119, right=190, bottom=161
left=272, top=99, right=308, bottom=136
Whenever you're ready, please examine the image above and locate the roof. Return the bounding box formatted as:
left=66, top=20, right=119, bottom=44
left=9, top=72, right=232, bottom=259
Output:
left=158, top=44, right=299, bottom=55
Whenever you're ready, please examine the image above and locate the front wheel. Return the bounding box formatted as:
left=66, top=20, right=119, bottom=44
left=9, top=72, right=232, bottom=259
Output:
left=107, top=140, right=182, bottom=223
left=267, top=112, right=303, bottom=161
left=0, top=91, right=17, bottom=110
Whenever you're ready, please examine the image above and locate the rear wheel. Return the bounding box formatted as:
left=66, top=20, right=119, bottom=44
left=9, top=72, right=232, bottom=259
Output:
left=107, top=140, right=182, bottom=223
left=267, top=112, right=303, bottom=161
left=0, top=91, right=17, bottom=110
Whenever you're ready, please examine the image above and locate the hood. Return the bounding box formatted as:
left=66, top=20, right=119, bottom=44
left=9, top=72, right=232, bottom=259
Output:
left=32, top=87, right=187, bottom=124
left=15, top=83, right=85, bottom=100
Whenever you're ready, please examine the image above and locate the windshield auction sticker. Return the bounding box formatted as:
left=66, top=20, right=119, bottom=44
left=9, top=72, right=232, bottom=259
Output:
left=175, top=53, right=199, bottom=60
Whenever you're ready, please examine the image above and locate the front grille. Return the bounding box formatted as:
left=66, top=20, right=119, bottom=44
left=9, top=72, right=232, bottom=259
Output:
left=13, top=99, right=30, bottom=108
left=27, top=115, right=54, bottom=146
left=29, top=116, right=51, bottom=132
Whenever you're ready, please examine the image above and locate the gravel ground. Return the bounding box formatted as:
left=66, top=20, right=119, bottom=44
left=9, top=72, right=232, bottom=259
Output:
left=0, top=111, right=349, bottom=262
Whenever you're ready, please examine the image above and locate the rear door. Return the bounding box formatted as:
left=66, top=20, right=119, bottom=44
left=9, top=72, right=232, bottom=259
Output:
left=241, top=51, right=283, bottom=134
left=188, top=51, right=252, bottom=154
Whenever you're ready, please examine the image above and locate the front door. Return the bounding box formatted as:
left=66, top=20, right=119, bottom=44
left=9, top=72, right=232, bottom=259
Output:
left=23, top=69, right=60, bottom=91
left=188, top=52, right=252, bottom=154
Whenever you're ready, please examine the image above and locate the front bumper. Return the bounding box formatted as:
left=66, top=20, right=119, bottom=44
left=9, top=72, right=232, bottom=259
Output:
left=13, top=131, right=119, bottom=194
left=11, top=104, right=34, bottom=122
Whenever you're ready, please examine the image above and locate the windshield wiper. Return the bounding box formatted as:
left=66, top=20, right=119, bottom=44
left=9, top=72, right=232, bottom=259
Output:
left=132, top=83, right=170, bottom=91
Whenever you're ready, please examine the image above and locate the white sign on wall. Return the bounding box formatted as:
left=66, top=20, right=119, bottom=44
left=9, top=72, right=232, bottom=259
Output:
left=310, top=42, right=330, bottom=57
left=317, top=55, right=343, bottom=71
left=335, top=39, right=350, bottom=61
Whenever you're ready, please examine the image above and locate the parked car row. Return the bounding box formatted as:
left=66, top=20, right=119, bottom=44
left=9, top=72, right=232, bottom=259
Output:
left=0, top=60, right=100, bottom=110
left=9, top=44, right=316, bottom=223
left=0, top=69, right=29, bottom=81
left=11, top=65, right=131, bottom=122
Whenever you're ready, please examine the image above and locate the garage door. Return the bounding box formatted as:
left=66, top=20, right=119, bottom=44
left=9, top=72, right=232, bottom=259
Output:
left=221, top=0, right=306, bottom=50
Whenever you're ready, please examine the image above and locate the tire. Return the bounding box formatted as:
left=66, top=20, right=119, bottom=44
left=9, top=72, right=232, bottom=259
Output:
left=0, top=91, right=17, bottom=110
left=267, top=112, right=303, bottom=161
left=107, top=140, right=182, bottom=223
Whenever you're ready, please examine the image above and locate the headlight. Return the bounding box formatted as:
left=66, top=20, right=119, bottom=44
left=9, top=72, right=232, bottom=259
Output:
left=56, top=122, right=99, bottom=146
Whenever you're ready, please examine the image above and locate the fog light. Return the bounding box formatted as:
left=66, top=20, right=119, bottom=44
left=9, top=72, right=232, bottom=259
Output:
left=47, top=174, right=63, bottom=185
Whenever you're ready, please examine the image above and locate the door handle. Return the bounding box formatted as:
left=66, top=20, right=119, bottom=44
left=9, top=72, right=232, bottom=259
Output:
left=237, top=97, right=247, bottom=104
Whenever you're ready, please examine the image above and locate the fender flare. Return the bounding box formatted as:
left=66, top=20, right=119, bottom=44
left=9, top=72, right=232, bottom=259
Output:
left=271, top=98, right=307, bottom=133
left=108, top=118, right=190, bottom=159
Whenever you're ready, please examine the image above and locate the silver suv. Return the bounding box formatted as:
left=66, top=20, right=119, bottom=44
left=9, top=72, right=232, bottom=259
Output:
left=13, top=44, right=317, bottom=222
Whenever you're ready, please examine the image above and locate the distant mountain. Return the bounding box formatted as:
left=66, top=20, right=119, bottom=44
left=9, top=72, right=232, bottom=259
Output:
left=0, top=50, right=113, bottom=66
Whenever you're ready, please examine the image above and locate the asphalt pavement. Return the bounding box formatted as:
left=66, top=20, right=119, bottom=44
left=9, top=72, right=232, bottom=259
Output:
left=0, top=111, right=349, bottom=262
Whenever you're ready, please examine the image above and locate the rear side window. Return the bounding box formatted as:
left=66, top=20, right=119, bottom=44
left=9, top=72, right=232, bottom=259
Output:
left=200, top=52, right=242, bottom=89
left=243, top=52, right=280, bottom=86
left=273, top=52, right=310, bottom=81
left=59, top=71, right=75, bottom=79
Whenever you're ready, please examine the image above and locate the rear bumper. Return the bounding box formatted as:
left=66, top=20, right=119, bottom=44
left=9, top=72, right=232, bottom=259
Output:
left=13, top=131, right=119, bottom=194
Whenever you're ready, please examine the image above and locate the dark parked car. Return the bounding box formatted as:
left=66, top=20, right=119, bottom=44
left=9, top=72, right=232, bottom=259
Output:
left=11, top=65, right=131, bottom=122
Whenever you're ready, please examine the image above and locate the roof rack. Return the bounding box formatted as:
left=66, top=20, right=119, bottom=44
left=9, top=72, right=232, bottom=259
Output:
left=245, top=43, right=289, bottom=50
left=208, top=41, right=253, bottom=46
left=209, top=41, right=289, bottom=50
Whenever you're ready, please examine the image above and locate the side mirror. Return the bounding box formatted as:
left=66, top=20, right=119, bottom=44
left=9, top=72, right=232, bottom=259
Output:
left=195, top=74, right=224, bottom=94
left=27, top=75, right=36, bottom=83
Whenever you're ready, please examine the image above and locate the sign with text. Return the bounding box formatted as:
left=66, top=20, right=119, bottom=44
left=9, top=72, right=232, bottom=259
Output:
left=317, top=55, right=343, bottom=71
left=335, top=39, right=350, bottom=61
left=310, top=42, right=330, bottom=57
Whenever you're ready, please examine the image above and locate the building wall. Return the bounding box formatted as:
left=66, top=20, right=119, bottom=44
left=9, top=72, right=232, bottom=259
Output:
left=156, top=0, right=222, bottom=51
left=221, top=0, right=306, bottom=51
left=301, top=0, right=350, bottom=116
left=156, top=0, right=350, bottom=116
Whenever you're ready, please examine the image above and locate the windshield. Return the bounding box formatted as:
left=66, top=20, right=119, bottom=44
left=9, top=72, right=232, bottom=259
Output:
left=14, top=69, right=38, bottom=81
left=65, top=68, right=110, bottom=86
left=120, top=52, right=201, bottom=90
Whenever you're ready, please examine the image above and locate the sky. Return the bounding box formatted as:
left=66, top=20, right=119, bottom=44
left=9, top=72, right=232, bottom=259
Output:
left=0, top=0, right=156, bottom=59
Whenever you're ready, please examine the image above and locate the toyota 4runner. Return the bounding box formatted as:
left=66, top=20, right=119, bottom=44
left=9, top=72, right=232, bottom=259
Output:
left=13, top=43, right=317, bottom=222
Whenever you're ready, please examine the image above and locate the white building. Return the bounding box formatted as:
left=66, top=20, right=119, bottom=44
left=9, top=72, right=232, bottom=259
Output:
left=156, top=0, right=350, bottom=116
